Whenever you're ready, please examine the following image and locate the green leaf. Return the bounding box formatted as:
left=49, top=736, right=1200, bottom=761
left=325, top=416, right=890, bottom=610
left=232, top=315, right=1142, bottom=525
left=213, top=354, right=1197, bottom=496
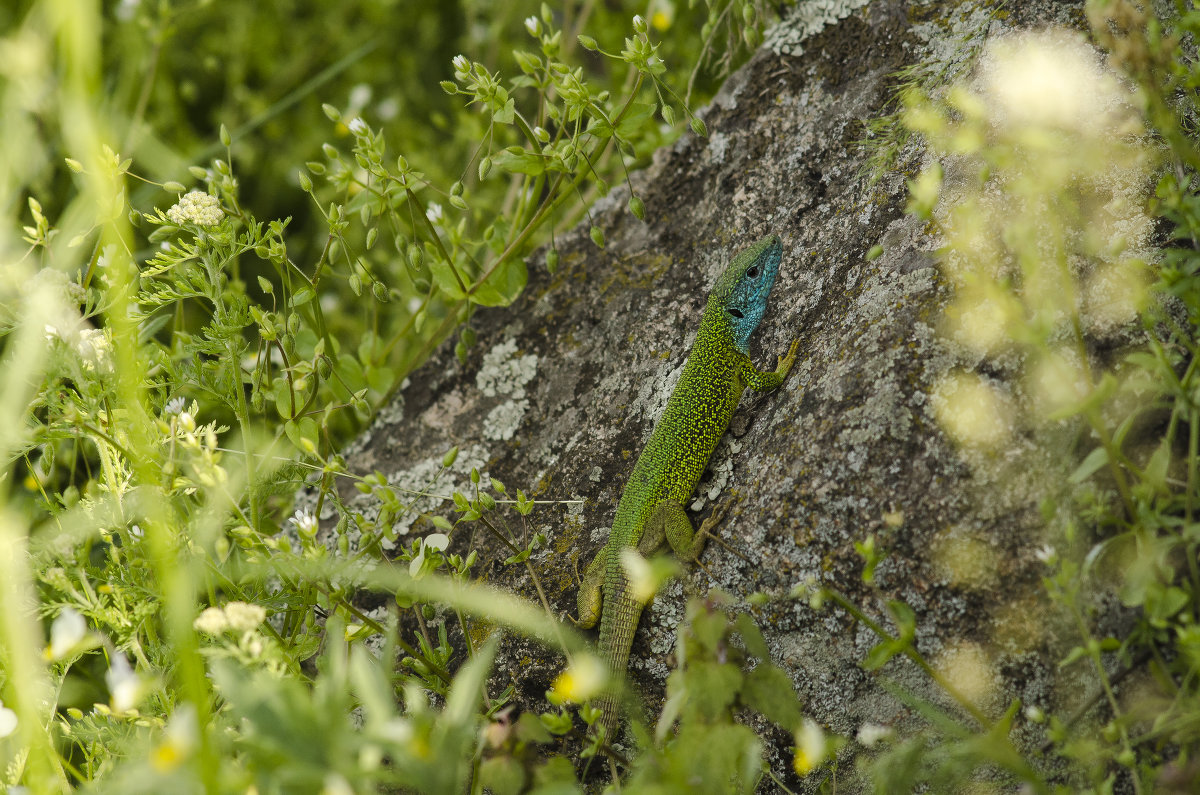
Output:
left=469, top=256, right=527, bottom=307
left=887, top=600, right=917, bottom=640
left=273, top=378, right=294, bottom=419
left=445, top=637, right=497, bottom=723
left=491, top=148, right=546, bottom=176
left=366, top=365, right=395, bottom=393
left=732, top=614, right=768, bottom=659
left=515, top=712, right=553, bottom=744
left=863, top=637, right=907, bottom=671
left=687, top=661, right=742, bottom=720
left=742, top=663, right=802, bottom=729
left=1144, top=438, right=1171, bottom=493
left=427, top=257, right=467, bottom=299
left=1069, top=445, right=1109, bottom=485
left=1146, top=584, right=1190, bottom=627
left=494, top=97, right=516, bottom=124
left=479, top=757, right=526, bottom=795
left=504, top=549, right=531, bottom=565
left=1059, top=645, right=1088, bottom=668
left=616, top=102, right=657, bottom=139
left=283, top=417, right=320, bottom=455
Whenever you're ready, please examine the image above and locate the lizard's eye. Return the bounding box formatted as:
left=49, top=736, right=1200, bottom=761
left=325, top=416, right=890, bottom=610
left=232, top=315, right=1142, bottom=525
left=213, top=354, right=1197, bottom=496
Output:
left=746, top=266, right=759, bottom=278
left=729, top=308, right=744, bottom=319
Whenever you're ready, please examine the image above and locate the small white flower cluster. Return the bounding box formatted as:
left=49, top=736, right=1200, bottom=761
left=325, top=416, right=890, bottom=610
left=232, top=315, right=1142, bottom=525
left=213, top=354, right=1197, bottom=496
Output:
left=166, top=190, right=223, bottom=227
left=193, top=601, right=267, bottom=635
left=74, top=327, right=113, bottom=373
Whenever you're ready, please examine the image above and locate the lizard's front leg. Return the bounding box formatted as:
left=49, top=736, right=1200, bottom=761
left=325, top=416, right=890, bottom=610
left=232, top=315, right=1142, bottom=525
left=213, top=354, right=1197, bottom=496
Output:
left=740, top=338, right=800, bottom=392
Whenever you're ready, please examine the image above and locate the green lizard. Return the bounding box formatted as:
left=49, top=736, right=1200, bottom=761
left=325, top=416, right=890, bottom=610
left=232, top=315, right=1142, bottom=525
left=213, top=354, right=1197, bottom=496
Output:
left=576, top=234, right=799, bottom=738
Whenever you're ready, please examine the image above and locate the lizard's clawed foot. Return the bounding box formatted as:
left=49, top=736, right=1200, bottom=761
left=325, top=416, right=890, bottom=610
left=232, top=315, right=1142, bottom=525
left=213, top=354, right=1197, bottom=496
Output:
left=698, top=496, right=736, bottom=539
left=776, top=339, right=800, bottom=378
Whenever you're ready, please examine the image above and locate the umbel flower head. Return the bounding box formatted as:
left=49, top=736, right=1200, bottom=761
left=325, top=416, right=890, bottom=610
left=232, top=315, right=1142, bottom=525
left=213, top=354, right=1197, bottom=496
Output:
left=166, top=190, right=224, bottom=226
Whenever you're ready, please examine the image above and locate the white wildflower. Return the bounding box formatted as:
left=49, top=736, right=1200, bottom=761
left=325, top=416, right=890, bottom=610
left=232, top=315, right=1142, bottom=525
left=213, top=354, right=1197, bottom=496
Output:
left=288, top=507, right=318, bottom=537
left=347, top=83, right=372, bottom=110
left=620, top=548, right=656, bottom=604
left=105, top=653, right=144, bottom=712
left=323, top=773, right=354, bottom=795
left=153, top=704, right=197, bottom=772
left=1035, top=544, right=1057, bottom=565
left=49, top=608, right=88, bottom=660
left=856, top=722, right=892, bottom=747
left=347, top=117, right=369, bottom=136
left=223, top=601, right=266, bottom=633
left=426, top=203, right=443, bottom=223
left=164, top=396, right=186, bottom=416
left=75, top=328, right=113, bottom=373
left=524, top=16, right=541, bottom=37
left=177, top=410, right=196, bottom=432
left=193, top=606, right=228, bottom=635
left=166, top=190, right=223, bottom=227
left=982, top=30, right=1130, bottom=134
left=0, top=700, right=16, bottom=738
left=116, top=0, right=141, bottom=21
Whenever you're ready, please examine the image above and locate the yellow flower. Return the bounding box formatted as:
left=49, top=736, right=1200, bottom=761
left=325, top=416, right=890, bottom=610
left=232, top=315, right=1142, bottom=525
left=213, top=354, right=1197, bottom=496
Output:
left=793, top=719, right=827, bottom=775
left=551, top=655, right=607, bottom=703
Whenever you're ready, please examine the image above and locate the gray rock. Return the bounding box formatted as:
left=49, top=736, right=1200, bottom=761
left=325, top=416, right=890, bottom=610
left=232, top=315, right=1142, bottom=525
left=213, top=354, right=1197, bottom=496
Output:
left=327, top=0, right=1142, bottom=787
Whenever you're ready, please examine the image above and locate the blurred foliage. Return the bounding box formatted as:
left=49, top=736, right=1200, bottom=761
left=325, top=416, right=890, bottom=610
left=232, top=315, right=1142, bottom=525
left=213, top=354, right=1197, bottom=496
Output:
left=821, top=1, right=1200, bottom=793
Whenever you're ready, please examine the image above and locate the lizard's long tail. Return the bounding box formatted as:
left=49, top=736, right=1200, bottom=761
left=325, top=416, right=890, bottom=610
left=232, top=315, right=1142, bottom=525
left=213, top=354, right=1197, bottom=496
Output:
left=593, top=585, right=644, bottom=739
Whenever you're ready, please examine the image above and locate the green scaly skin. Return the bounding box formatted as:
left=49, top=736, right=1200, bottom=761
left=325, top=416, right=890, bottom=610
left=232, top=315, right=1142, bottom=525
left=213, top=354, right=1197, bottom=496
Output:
left=575, top=234, right=799, bottom=739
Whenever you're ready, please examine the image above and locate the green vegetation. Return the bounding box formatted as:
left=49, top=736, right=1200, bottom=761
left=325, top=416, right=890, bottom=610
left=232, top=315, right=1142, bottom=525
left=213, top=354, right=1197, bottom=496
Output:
left=824, top=2, right=1200, bottom=792
left=4, top=0, right=1200, bottom=792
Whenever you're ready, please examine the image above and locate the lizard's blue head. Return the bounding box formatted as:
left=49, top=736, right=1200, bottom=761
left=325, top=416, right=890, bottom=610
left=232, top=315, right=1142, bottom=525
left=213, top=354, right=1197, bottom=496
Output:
left=708, top=235, right=784, bottom=354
